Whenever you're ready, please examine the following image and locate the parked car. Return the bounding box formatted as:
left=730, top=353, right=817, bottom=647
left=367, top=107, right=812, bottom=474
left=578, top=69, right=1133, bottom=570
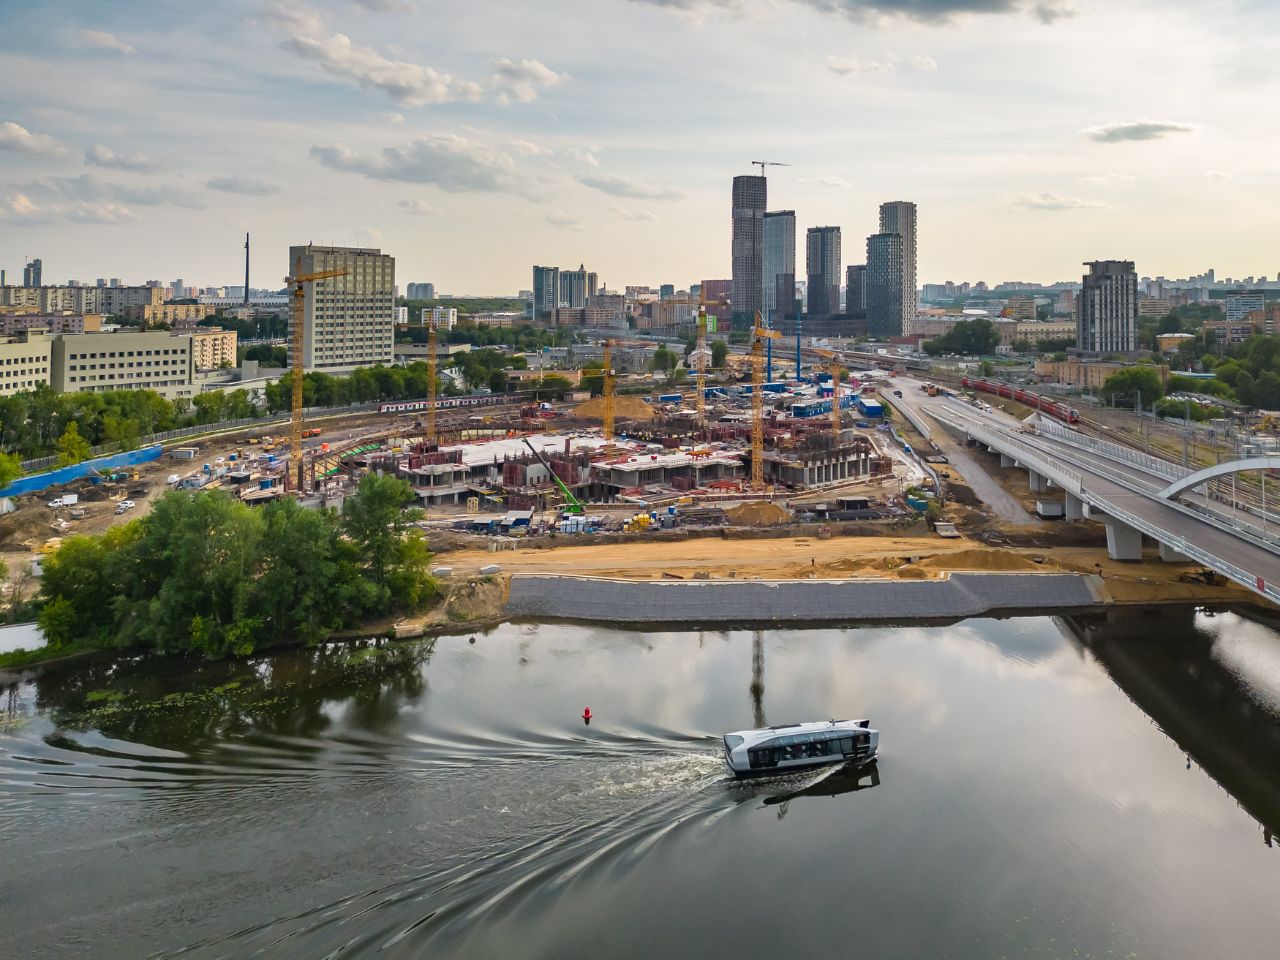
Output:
left=115, top=499, right=136, bottom=515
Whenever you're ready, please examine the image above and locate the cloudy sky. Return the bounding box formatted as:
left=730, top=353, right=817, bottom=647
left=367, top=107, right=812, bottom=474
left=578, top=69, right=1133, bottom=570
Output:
left=0, top=0, right=1276, bottom=294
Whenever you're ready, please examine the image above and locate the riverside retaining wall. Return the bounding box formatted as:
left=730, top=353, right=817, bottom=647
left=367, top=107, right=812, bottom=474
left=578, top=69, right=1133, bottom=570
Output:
left=504, top=573, right=1105, bottom=624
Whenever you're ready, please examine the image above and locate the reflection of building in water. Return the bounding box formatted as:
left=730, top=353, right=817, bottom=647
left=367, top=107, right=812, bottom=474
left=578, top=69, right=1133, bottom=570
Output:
left=751, top=630, right=766, bottom=729
left=1058, top=610, right=1280, bottom=847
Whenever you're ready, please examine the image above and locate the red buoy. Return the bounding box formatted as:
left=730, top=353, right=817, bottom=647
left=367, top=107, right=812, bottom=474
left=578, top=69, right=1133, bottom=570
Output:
left=582, top=706, right=592, bottom=722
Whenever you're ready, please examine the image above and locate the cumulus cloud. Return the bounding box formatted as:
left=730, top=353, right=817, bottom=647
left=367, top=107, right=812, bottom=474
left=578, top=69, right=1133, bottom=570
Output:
left=398, top=198, right=435, bottom=214
left=631, top=0, right=1075, bottom=25
left=1204, top=169, right=1233, bottom=179
left=79, top=29, right=136, bottom=55
left=828, top=52, right=937, bottom=75
left=509, top=139, right=551, bottom=156
left=351, top=0, right=415, bottom=10
left=0, top=121, right=65, bottom=156
left=546, top=211, right=586, bottom=231
left=20, top=173, right=204, bottom=210
left=283, top=32, right=482, bottom=106
left=798, top=175, right=851, bottom=188
left=610, top=205, right=659, bottom=221
left=1078, top=171, right=1134, bottom=186
left=0, top=189, right=138, bottom=225
left=1084, top=120, right=1195, bottom=143
left=311, top=135, right=535, bottom=196
left=383, top=112, right=405, bottom=125
left=490, top=58, right=568, bottom=104
left=827, top=55, right=895, bottom=75
left=577, top=173, right=683, bottom=201
left=1004, top=191, right=1105, bottom=211
left=206, top=174, right=281, bottom=196
left=265, top=2, right=562, bottom=108
left=85, top=143, right=155, bottom=173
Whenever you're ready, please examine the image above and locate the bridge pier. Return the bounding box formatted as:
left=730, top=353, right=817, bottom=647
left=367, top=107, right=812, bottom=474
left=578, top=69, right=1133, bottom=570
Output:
left=1158, top=541, right=1192, bottom=563
left=999, top=452, right=1016, bottom=468
left=1101, top=515, right=1144, bottom=561
left=1065, top=492, right=1086, bottom=521
left=1028, top=470, right=1048, bottom=493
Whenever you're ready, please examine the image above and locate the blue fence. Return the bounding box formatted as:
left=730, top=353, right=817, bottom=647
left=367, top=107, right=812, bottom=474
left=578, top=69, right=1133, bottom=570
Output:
left=0, top=445, right=164, bottom=499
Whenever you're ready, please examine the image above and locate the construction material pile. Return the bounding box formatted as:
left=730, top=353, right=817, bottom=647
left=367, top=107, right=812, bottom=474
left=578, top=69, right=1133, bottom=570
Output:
left=572, top=396, right=656, bottom=421
left=913, top=548, right=1045, bottom=572
left=724, top=501, right=790, bottom=527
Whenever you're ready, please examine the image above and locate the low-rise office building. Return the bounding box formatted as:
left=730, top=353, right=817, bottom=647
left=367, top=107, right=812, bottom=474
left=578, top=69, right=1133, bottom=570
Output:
left=52, top=330, right=195, bottom=399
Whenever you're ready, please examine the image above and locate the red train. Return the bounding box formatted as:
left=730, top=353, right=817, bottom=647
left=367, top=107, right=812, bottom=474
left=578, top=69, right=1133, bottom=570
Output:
left=960, top=377, right=1080, bottom=425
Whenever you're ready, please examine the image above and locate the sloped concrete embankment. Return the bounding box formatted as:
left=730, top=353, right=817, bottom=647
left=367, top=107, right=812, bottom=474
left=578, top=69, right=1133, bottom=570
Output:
left=504, top=573, right=1105, bottom=625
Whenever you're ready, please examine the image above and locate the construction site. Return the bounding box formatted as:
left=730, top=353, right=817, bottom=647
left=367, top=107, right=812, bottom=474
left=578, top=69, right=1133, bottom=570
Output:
left=0, top=317, right=929, bottom=567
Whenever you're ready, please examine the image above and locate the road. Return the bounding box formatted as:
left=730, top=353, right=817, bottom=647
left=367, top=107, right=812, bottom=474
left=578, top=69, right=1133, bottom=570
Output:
left=892, top=377, right=1280, bottom=598
left=883, top=379, right=1038, bottom=525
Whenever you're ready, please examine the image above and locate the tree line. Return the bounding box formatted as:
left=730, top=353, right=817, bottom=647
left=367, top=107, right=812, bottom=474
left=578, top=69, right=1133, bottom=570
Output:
left=37, top=475, right=437, bottom=659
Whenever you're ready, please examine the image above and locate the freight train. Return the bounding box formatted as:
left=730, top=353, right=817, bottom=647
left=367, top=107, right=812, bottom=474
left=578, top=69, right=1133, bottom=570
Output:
left=960, top=377, right=1080, bottom=425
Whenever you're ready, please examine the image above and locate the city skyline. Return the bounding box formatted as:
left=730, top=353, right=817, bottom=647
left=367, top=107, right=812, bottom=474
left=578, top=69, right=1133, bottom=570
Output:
left=1, top=0, right=1277, bottom=292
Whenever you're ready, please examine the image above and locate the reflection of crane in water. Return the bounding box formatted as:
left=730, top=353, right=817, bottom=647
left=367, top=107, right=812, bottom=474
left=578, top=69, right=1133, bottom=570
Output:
left=750, top=630, right=766, bottom=728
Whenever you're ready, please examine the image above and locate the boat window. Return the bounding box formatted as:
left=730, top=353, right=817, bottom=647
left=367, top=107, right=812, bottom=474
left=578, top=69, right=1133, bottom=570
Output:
left=724, top=735, right=744, bottom=750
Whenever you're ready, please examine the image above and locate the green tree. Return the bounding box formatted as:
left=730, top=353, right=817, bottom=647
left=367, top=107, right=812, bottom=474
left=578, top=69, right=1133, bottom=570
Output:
left=55, top=422, right=91, bottom=466
left=342, top=474, right=418, bottom=594
left=1100, top=366, right=1165, bottom=407
left=711, top=340, right=729, bottom=369
left=0, top=452, right=20, bottom=490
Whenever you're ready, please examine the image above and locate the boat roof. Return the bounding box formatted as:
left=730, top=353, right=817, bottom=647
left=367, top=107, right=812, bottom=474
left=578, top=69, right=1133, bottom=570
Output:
left=725, top=719, right=870, bottom=747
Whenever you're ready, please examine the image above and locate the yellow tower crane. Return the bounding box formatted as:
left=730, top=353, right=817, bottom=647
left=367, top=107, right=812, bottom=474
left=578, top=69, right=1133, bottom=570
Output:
left=426, top=317, right=438, bottom=444
left=751, top=317, right=781, bottom=490
left=285, top=258, right=347, bottom=492
left=830, top=362, right=842, bottom=445
left=602, top=339, right=616, bottom=450
left=694, top=310, right=710, bottom=422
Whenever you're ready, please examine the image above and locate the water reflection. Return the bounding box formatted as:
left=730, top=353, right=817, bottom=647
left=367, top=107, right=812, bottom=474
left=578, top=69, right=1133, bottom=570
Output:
left=1059, top=608, right=1280, bottom=846
left=3, top=612, right=1280, bottom=960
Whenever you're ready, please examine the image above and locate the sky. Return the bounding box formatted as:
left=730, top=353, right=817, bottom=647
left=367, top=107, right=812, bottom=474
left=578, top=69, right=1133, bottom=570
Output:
left=0, top=0, right=1277, bottom=294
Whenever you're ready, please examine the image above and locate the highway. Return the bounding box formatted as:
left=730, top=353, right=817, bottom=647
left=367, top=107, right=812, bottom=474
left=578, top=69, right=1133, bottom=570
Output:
left=886, top=376, right=1280, bottom=602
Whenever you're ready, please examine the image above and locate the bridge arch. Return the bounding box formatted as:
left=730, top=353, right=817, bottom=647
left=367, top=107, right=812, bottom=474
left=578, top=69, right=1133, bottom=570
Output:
left=1156, top=456, right=1280, bottom=500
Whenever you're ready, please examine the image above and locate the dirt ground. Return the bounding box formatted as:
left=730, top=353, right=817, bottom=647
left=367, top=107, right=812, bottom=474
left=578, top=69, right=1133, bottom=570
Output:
left=433, top=531, right=1256, bottom=605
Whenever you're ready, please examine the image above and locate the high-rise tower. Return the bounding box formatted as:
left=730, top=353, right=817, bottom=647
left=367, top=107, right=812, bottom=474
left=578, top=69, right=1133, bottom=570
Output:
left=1077, top=260, right=1137, bottom=353
left=731, top=175, right=767, bottom=327
left=763, top=210, right=796, bottom=322
left=877, top=201, right=917, bottom=336
left=805, top=227, right=841, bottom=317
left=866, top=233, right=905, bottom=339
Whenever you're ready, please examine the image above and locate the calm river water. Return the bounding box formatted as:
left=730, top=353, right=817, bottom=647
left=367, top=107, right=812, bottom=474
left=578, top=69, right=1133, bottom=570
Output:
left=3, top=608, right=1280, bottom=959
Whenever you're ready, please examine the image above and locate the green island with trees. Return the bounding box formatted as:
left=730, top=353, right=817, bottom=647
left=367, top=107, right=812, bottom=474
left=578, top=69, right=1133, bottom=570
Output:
left=0, top=474, right=437, bottom=668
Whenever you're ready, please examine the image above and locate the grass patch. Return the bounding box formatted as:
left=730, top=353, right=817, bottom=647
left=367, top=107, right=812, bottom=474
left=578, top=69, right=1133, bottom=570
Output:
left=85, top=689, right=128, bottom=705
left=0, top=644, right=94, bottom=671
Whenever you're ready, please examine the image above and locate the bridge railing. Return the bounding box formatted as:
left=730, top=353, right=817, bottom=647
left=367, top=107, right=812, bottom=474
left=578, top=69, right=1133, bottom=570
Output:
left=1035, top=420, right=1187, bottom=482
left=929, top=408, right=1083, bottom=495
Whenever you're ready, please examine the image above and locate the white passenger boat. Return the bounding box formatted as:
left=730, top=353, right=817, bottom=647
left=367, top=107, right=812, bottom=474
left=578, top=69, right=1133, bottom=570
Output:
left=722, top=719, right=878, bottom=778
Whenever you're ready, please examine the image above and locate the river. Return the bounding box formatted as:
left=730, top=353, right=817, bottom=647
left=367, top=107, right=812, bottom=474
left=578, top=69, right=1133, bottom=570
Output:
left=3, top=608, right=1280, bottom=959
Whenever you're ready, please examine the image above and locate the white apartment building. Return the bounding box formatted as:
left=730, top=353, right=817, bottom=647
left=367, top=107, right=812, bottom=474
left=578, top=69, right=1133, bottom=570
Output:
left=288, top=245, right=395, bottom=374
left=426, top=306, right=458, bottom=329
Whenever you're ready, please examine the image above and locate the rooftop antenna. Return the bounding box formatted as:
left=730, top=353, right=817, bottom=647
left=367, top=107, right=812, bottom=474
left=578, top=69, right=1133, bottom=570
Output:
left=244, top=233, right=250, bottom=308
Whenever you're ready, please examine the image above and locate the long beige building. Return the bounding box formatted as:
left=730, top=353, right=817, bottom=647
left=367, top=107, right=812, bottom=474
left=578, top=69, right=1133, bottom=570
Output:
left=288, top=244, right=395, bottom=373
left=0, top=285, right=163, bottom=315
left=0, top=313, right=103, bottom=335
left=51, top=330, right=195, bottom=399
left=123, top=302, right=220, bottom=327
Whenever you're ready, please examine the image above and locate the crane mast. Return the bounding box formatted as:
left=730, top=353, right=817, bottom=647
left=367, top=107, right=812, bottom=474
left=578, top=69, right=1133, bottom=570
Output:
left=285, top=258, right=347, bottom=493
left=694, top=310, right=709, bottom=422
left=750, top=316, right=781, bottom=490
left=602, top=339, right=615, bottom=450
left=426, top=317, right=438, bottom=444
left=830, top=361, right=842, bottom=445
